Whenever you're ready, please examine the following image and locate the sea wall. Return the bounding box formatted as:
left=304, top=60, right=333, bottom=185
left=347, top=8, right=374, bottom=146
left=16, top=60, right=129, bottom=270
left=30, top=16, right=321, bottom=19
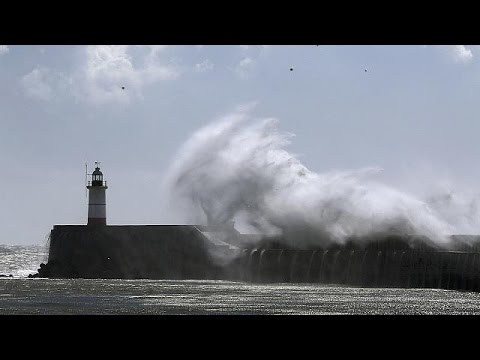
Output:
left=38, top=225, right=223, bottom=279
left=226, top=248, right=480, bottom=291
left=34, top=225, right=480, bottom=292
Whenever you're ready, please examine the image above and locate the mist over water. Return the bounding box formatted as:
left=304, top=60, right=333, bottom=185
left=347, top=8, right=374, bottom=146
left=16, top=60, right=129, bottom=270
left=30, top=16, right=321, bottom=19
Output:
left=163, top=104, right=480, bottom=248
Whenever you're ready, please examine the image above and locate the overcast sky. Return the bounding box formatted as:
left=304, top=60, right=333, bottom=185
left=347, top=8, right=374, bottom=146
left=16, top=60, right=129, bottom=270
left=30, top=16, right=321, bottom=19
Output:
left=1, top=45, right=480, bottom=245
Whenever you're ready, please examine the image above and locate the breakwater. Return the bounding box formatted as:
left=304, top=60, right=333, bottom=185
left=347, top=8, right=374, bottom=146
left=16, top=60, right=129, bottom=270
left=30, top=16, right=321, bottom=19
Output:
left=33, top=225, right=480, bottom=292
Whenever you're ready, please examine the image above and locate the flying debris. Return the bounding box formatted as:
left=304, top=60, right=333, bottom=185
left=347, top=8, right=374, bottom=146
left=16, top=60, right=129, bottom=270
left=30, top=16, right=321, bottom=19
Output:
left=364, top=69, right=367, bottom=73
left=290, top=68, right=293, bottom=71
left=121, top=86, right=125, bottom=90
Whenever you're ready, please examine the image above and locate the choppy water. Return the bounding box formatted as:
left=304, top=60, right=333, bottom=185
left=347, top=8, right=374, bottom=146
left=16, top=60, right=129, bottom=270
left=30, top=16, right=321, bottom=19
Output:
left=2, top=245, right=480, bottom=314
left=0, top=244, right=48, bottom=278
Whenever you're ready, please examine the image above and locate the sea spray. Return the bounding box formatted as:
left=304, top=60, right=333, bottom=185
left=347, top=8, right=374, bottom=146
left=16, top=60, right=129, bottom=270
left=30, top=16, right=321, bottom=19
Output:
left=163, top=105, right=475, bottom=250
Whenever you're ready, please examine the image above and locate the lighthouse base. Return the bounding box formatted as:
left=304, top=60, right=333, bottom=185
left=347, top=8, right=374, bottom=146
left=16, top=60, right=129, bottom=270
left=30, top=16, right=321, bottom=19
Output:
left=36, top=225, right=225, bottom=279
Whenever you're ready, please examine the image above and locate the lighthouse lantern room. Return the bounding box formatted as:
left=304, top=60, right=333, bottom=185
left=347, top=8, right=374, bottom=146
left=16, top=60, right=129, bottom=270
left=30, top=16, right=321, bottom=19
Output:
left=86, top=162, right=108, bottom=225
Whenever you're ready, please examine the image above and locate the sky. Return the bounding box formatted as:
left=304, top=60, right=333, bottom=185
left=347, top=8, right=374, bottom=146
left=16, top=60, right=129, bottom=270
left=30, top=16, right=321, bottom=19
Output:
left=1, top=45, right=480, bottom=245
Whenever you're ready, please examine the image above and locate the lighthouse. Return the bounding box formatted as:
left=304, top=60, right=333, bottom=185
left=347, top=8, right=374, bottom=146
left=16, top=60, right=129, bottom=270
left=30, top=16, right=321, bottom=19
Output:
left=86, top=162, right=108, bottom=226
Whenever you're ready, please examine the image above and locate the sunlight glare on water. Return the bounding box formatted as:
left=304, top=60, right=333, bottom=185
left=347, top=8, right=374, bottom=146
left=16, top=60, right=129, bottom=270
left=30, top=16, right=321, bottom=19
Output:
left=1, top=278, right=480, bottom=314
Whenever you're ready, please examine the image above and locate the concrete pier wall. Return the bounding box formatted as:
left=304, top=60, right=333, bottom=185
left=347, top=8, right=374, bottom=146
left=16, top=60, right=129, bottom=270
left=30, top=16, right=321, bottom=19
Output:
left=35, top=225, right=480, bottom=292
left=227, top=248, right=480, bottom=291
left=40, top=225, right=222, bottom=279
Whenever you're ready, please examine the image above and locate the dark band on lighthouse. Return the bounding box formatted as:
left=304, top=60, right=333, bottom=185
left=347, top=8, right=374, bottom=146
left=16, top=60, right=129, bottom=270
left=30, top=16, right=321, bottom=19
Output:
left=86, top=163, right=108, bottom=226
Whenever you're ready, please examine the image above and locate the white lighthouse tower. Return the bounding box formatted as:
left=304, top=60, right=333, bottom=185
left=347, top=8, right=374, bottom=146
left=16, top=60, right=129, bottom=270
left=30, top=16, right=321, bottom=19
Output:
left=86, top=162, right=108, bottom=226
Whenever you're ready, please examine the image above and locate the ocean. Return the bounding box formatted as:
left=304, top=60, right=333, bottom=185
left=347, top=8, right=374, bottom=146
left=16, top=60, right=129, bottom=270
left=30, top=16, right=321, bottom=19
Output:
left=2, top=245, right=480, bottom=315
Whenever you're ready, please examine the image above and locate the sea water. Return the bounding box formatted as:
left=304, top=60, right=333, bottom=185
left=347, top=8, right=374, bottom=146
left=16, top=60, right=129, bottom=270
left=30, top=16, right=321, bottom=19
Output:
left=1, top=245, right=480, bottom=315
